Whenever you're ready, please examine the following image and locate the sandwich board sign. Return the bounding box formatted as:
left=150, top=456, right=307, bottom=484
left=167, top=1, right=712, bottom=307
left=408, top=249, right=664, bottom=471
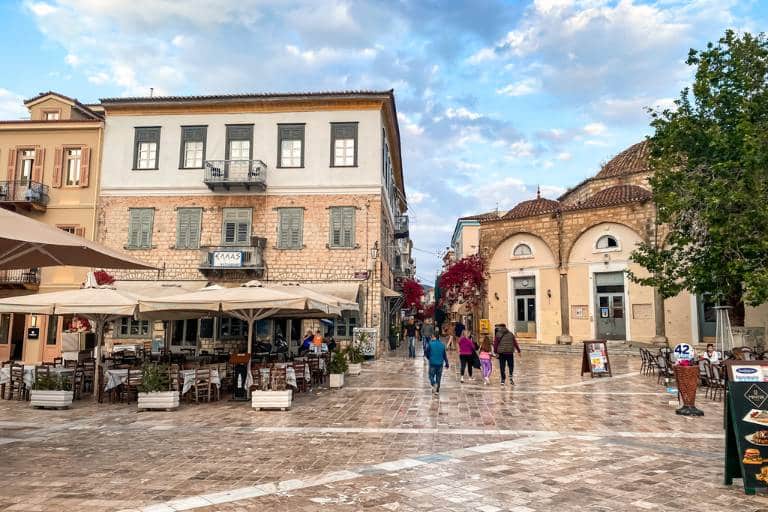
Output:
left=581, top=340, right=612, bottom=378
left=724, top=360, right=768, bottom=494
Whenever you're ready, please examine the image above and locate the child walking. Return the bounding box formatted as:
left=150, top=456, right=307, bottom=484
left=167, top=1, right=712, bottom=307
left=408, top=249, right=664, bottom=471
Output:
left=479, top=336, right=493, bottom=385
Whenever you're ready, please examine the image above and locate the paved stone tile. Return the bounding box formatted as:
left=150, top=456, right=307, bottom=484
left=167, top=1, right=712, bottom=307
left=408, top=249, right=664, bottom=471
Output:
left=0, top=349, right=767, bottom=511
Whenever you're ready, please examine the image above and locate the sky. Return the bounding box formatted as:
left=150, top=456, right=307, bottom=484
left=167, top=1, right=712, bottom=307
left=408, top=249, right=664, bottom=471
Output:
left=0, top=0, right=765, bottom=281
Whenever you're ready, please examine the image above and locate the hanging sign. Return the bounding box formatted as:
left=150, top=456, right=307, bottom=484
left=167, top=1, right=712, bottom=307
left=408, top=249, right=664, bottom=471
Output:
left=479, top=319, right=491, bottom=334
left=725, top=361, right=768, bottom=494
left=581, top=340, right=612, bottom=378
left=673, top=343, right=695, bottom=363
left=212, top=251, right=243, bottom=268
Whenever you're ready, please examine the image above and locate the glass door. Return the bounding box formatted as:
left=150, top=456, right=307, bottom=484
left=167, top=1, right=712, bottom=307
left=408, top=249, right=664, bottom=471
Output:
left=513, top=276, right=536, bottom=338
left=595, top=272, right=626, bottom=340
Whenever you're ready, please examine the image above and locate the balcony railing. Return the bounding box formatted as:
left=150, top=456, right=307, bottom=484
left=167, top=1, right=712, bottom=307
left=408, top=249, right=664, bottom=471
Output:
left=394, top=215, right=409, bottom=239
left=199, top=244, right=265, bottom=271
left=203, top=160, right=267, bottom=191
left=0, top=181, right=49, bottom=209
left=0, top=268, right=40, bottom=289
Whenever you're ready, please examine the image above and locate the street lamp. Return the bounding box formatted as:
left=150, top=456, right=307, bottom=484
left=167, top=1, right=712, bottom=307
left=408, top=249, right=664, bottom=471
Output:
left=371, top=241, right=379, bottom=260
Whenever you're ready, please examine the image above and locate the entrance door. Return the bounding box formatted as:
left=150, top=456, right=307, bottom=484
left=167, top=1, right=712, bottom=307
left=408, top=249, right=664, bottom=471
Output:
left=10, top=314, right=25, bottom=360
left=513, top=276, right=536, bottom=338
left=698, top=294, right=716, bottom=341
left=595, top=272, right=626, bottom=340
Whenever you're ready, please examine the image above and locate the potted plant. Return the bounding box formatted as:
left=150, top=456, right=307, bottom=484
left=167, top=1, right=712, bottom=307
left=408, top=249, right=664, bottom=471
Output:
left=346, top=343, right=364, bottom=376
left=329, top=350, right=348, bottom=388
left=30, top=373, right=73, bottom=409
left=137, top=364, right=179, bottom=411
left=251, top=367, right=292, bottom=411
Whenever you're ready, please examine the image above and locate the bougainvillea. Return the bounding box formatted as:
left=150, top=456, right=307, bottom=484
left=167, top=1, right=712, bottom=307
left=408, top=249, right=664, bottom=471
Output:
left=94, top=270, right=116, bottom=286
left=402, top=277, right=424, bottom=311
left=416, top=302, right=435, bottom=321
left=438, top=254, right=487, bottom=308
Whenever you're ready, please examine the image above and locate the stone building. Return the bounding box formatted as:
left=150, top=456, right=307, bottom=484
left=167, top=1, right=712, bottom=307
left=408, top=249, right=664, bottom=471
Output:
left=454, top=141, right=767, bottom=345
left=0, top=92, right=104, bottom=362
left=96, top=91, right=409, bottom=356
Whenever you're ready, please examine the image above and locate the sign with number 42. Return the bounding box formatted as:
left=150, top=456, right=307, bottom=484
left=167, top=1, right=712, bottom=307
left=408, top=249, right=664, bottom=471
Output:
left=674, top=343, right=694, bottom=361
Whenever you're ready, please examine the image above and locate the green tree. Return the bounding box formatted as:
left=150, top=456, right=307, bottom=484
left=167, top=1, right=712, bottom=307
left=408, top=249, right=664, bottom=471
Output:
left=630, top=30, right=768, bottom=312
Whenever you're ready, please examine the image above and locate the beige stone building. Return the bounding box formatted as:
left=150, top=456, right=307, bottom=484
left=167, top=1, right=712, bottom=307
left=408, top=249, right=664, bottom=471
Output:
left=0, top=92, right=104, bottom=362
left=454, top=141, right=768, bottom=346
left=96, top=91, right=409, bottom=356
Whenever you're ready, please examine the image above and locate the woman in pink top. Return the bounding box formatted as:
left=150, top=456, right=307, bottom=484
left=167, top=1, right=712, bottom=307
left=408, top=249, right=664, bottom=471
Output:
left=458, top=330, right=475, bottom=382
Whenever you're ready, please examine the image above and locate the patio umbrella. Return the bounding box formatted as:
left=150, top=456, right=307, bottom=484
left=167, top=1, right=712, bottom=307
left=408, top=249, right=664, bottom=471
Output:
left=267, top=282, right=359, bottom=312
left=0, top=273, right=143, bottom=401
left=0, top=208, right=154, bottom=270
left=139, top=281, right=341, bottom=351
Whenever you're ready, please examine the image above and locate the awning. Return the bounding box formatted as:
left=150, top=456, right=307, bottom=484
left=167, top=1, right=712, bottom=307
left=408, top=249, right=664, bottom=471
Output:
left=381, top=285, right=401, bottom=298
left=114, top=280, right=208, bottom=298
left=267, top=281, right=361, bottom=311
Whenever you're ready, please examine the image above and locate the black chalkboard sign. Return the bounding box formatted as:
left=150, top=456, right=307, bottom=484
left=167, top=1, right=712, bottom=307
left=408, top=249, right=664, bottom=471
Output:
left=724, top=361, right=768, bottom=494
left=581, top=340, right=612, bottom=378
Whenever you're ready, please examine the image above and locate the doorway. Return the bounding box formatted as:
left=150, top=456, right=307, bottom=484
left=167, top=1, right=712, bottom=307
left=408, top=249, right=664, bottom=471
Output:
left=513, top=276, right=536, bottom=338
left=10, top=313, right=25, bottom=360
left=698, top=294, right=716, bottom=342
left=595, top=272, right=626, bottom=340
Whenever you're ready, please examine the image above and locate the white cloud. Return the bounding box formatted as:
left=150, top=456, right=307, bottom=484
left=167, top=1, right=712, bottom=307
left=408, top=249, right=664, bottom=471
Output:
left=64, top=53, right=80, bottom=66
left=592, top=95, right=677, bottom=122
left=583, top=122, right=606, bottom=136
left=506, top=140, right=535, bottom=158
left=409, top=190, right=429, bottom=205
left=0, top=89, right=27, bottom=120
left=467, top=47, right=497, bottom=64
left=556, top=151, right=572, bottom=161
left=26, top=2, right=56, bottom=16
left=496, top=77, right=540, bottom=96
left=397, top=112, right=424, bottom=136
left=444, top=106, right=482, bottom=120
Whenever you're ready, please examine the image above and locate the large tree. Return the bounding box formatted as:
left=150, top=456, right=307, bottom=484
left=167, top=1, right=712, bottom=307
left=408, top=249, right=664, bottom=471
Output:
left=631, top=30, right=768, bottom=313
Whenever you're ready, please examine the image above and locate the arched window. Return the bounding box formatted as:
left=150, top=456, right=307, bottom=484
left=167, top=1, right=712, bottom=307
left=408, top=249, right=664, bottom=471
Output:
left=513, top=243, right=533, bottom=257
left=596, top=235, right=619, bottom=250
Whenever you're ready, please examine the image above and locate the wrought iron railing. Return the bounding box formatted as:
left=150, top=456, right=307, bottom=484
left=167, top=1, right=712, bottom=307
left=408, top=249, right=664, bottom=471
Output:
left=203, top=160, right=266, bottom=189
left=199, top=245, right=265, bottom=270
left=0, top=268, right=40, bottom=287
left=394, top=215, right=409, bottom=238
left=0, top=181, right=49, bottom=206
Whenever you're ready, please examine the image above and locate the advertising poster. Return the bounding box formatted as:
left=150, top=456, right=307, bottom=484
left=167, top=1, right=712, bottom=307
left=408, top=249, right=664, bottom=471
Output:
left=581, top=340, right=612, bottom=378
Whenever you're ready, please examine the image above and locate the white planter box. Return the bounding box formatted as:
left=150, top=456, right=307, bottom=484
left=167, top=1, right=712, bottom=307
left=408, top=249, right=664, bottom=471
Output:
left=30, top=390, right=74, bottom=409
left=348, top=363, right=362, bottom=376
left=329, top=373, right=345, bottom=388
left=251, top=390, right=292, bottom=410
left=138, top=391, right=180, bottom=411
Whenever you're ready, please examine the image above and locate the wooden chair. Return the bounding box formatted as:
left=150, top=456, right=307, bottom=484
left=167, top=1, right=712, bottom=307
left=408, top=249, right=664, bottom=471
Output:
left=292, top=362, right=307, bottom=393
left=193, top=368, right=212, bottom=403
left=72, top=369, right=84, bottom=400
left=53, top=357, right=63, bottom=367
left=708, top=363, right=725, bottom=401
left=9, top=364, right=28, bottom=401
left=656, top=355, right=674, bottom=385
left=307, top=358, right=322, bottom=386
left=270, top=366, right=287, bottom=391
left=0, top=360, right=12, bottom=399
left=82, top=360, right=95, bottom=393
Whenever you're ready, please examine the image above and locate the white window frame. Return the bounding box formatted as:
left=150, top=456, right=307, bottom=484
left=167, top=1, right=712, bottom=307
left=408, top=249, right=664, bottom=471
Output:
left=183, top=141, right=204, bottom=169
left=64, top=148, right=82, bottom=186
left=115, top=318, right=151, bottom=338
left=595, top=235, right=621, bottom=253
left=18, top=149, right=35, bottom=182
left=512, top=243, right=534, bottom=259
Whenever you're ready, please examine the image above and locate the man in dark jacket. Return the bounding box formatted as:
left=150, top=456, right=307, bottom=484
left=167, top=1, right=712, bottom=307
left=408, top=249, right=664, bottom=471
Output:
left=493, top=324, right=521, bottom=386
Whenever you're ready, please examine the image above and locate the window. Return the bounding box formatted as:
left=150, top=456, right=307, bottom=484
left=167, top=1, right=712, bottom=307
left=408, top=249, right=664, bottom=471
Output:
left=179, top=126, right=206, bottom=169
left=64, top=148, right=82, bottom=186
left=335, top=312, right=358, bottom=339
left=226, top=125, right=253, bottom=161
left=127, top=208, right=154, bottom=249
left=329, top=206, right=355, bottom=248
left=513, top=243, right=533, bottom=257
left=0, top=314, right=9, bottom=345
left=219, top=317, right=248, bottom=338
left=176, top=208, right=202, bottom=249
left=133, top=127, right=160, bottom=170
left=278, top=208, right=304, bottom=249
left=18, top=149, right=35, bottom=182
left=222, top=208, right=251, bottom=245
left=331, top=122, right=358, bottom=167
left=43, top=111, right=60, bottom=120
left=57, top=225, right=84, bottom=237
left=596, top=235, right=619, bottom=250
left=278, top=124, right=305, bottom=168
left=116, top=318, right=150, bottom=338
left=46, top=315, right=59, bottom=345
left=171, top=319, right=198, bottom=347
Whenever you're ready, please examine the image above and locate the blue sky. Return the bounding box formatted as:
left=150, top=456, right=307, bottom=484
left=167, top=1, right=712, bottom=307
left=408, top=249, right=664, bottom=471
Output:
left=0, top=0, right=765, bottom=280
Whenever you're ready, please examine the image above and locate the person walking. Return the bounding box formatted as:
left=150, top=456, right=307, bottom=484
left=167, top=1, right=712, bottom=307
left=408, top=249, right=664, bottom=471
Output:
left=403, top=319, right=418, bottom=359
left=421, top=319, right=434, bottom=358
left=479, top=336, right=493, bottom=385
left=458, top=329, right=475, bottom=383
left=493, top=324, right=521, bottom=386
left=425, top=332, right=449, bottom=394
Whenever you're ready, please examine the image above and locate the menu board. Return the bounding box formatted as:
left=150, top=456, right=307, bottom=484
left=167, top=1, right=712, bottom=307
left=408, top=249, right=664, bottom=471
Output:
left=581, top=340, right=612, bottom=378
left=725, top=361, right=768, bottom=494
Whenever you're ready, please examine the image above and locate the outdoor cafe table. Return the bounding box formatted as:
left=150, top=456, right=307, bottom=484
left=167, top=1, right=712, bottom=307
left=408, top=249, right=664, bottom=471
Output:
left=180, top=369, right=221, bottom=395
left=103, top=368, right=134, bottom=391
left=0, top=365, right=74, bottom=390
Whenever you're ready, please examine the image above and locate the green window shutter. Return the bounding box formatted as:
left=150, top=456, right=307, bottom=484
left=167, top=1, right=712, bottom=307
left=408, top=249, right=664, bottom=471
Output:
left=342, top=207, right=354, bottom=247
left=177, top=208, right=202, bottom=249
left=291, top=209, right=303, bottom=248
left=128, top=209, right=141, bottom=248
left=139, top=209, right=154, bottom=248
left=177, top=210, right=189, bottom=249
left=236, top=208, right=251, bottom=244
left=278, top=210, right=290, bottom=248
left=330, top=208, right=342, bottom=247
left=188, top=209, right=202, bottom=249
left=279, top=208, right=303, bottom=249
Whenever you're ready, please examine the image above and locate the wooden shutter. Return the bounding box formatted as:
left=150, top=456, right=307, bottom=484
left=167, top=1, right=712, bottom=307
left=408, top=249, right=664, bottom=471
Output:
left=222, top=208, right=250, bottom=245
left=6, top=147, right=16, bottom=180
left=74, top=227, right=85, bottom=237
left=236, top=209, right=250, bottom=244
left=330, top=208, right=342, bottom=247
left=283, top=208, right=303, bottom=249
left=342, top=207, right=355, bottom=247
left=32, top=147, right=44, bottom=182
left=139, top=209, right=154, bottom=248
left=177, top=208, right=201, bottom=249
left=278, top=210, right=290, bottom=248
left=79, top=146, right=90, bottom=187
left=177, top=210, right=190, bottom=249
left=188, top=209, right=201, bottom=249
left=52, top=147, right=63, bottom=188
left=128, top=210, right=141, bottom=248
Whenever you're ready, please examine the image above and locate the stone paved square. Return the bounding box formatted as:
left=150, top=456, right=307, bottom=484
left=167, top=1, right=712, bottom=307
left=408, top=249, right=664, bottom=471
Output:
left=1, top=349, right=767, bottom=511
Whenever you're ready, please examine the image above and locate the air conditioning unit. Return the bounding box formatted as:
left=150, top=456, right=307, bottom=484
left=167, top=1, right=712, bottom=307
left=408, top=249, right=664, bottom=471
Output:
left=251, top=236, right=267, bottom=248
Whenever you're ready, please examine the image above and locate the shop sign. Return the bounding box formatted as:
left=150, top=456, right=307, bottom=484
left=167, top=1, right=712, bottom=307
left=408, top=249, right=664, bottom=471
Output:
left=479, top=319, right=491, bottom=334
left=212, top=251, right=243, bottom=268
left=353, top=271, right=369, bottom=280
left=27, top=327, right=39, bottom=339
left=673, top=343, right=694, bottom=362
left=581, top=340, right=612, bottom=378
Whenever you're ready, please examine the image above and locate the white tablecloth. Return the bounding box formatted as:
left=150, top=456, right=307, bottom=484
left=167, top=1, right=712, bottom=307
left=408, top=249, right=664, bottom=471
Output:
left=1, top=366, right=73, bottom=389
left=180, top=369, right=220, bottom=395
left=104, top=368, right=133, bottom=391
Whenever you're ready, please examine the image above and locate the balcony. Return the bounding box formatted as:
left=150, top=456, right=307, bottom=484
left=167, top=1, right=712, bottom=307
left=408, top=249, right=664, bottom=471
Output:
left=0, top=181, right=49, bottom=211
left=203, top=160, right=267, bottom=191
left=199, top=242, right=266, bottom=274
left=0, top=268, right=40, bottom=290
left=394, top=215, right=409, bottom=239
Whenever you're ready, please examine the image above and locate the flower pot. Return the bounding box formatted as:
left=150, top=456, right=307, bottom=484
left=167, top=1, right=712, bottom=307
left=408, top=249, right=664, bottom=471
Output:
left=674, top=365, right=704, bottom=416
left=348, top=363, right=362, bottom=376
left=251, top=390, right=292, bottom=410
left=138, top=391, right=180, bottom=411
left=29, top=390, right=74, bottom=409
left=329, top=373, right=345, bottom=388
